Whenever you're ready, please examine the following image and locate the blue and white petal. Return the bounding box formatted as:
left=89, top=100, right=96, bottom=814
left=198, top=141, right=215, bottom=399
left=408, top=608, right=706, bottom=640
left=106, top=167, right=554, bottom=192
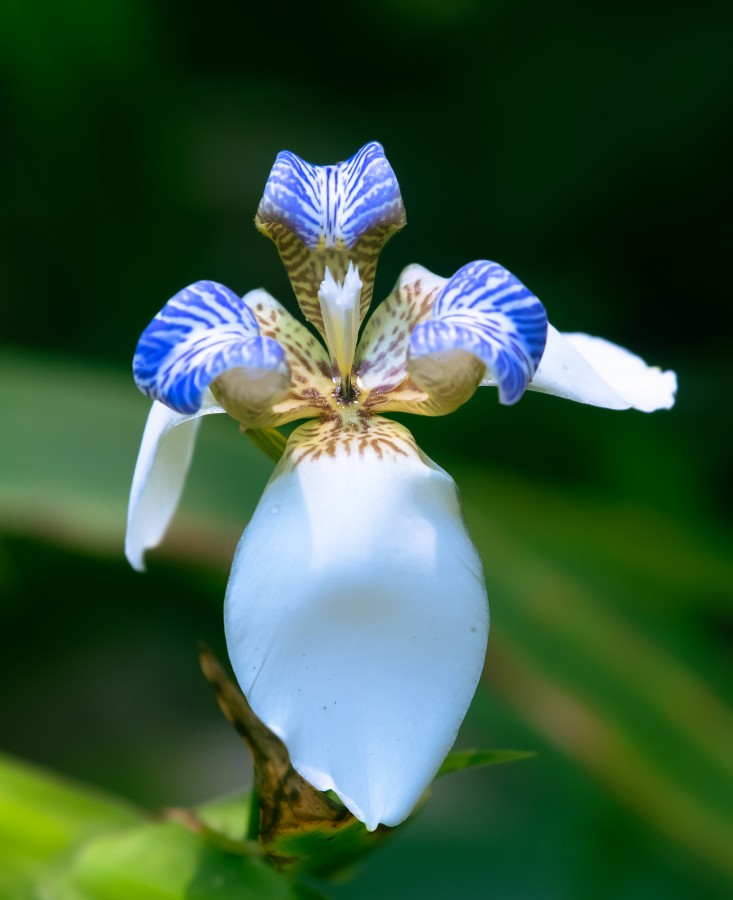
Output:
left=256, top=142, right=406, bottom=335
left=126, top=393, right=223, bottom=572
left=225, top=417, right=488, bottom=831
left=133, top=280, right=290, bottom=424
left=257, top=141, right=404, bottom=250
left=409, top=261, right=548, bottom=406
left=521, top=326, right=677, bottom=411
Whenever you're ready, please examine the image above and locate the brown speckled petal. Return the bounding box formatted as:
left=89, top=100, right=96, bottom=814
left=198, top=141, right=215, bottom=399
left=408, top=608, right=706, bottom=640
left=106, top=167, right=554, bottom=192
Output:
left=240, top=289, right=337, bottom=427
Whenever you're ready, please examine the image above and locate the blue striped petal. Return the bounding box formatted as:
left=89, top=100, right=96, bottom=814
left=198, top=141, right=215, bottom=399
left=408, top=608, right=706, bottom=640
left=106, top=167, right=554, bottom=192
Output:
left=409, top=261, right=548, bottom=406
left=257, top=141, right=404, bottom=250
left=134, top=280, right=289, bottom=415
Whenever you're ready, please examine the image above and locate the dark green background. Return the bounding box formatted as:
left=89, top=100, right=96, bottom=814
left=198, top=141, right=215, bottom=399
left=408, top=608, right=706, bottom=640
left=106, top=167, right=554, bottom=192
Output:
left=1, top=1, right=731, bottom=897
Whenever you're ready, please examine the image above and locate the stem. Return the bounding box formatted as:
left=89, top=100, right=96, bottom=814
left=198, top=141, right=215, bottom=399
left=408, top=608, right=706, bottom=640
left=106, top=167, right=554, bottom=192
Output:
left=245, top=428, right=287, bottom=463
left=246, top=787, right=261, bottom=841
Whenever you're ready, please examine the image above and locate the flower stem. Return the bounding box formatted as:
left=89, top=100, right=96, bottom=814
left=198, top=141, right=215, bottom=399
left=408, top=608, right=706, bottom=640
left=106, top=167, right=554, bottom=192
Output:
left=245, top=428, right=287, bottom=463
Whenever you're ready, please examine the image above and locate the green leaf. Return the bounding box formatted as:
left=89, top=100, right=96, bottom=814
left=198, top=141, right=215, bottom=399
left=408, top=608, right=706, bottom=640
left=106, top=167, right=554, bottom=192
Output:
left=54, top=821, right=301, bottom=900
left=0, top=752, right=142, bottom=865
left=437, top=749, right=536, bottom=777
left=196, top=791, right=256, bottom=844
left=0, top=754, right=313, bottom=899
left=0, top=752, right=143, bottom=898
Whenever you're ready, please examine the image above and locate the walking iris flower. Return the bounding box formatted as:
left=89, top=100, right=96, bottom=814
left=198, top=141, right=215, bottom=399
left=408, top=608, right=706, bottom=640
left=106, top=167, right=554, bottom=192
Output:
left=126, top=142, right=676, bottom=831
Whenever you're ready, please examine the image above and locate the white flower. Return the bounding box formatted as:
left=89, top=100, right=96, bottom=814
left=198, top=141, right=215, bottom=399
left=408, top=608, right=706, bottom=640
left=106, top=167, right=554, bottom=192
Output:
left=126, top=142, right=676, bottom=831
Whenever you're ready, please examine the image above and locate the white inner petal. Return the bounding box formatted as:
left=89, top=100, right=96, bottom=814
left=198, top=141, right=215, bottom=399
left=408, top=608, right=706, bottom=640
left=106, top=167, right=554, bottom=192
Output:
left=317, top=261, right=362, bottom=382
left=224, top=418, right=489, bottom=830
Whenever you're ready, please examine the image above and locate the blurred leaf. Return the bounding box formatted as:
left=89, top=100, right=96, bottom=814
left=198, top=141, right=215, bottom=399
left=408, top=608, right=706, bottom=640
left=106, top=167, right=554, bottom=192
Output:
left=459, top=464, right=733, bottom=614
left=437, top=749, right=535, bottom=777
left=0, top=752, right=141, bottom=861
left=0, top=754, right=317, bottom=898
left=196, top=791, right=255, bottom=845
left=52, top=820, right=307, bottom=900
left=0, top=752, right=141, bottom=896
left=459, top=474, right=733, bottom=883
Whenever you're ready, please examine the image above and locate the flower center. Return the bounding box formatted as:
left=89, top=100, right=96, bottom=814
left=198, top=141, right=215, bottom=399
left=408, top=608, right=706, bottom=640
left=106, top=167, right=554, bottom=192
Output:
left=318, top=262, right=362, bottom=399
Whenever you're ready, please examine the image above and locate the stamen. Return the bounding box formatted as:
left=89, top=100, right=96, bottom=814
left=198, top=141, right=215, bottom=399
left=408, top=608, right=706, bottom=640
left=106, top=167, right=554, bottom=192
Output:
left=317, top=262, right=362, bottom=397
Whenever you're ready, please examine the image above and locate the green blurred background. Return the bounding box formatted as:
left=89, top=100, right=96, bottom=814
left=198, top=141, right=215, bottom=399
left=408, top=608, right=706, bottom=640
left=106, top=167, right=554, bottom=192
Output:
left=1, top=0, right=732, bottom=897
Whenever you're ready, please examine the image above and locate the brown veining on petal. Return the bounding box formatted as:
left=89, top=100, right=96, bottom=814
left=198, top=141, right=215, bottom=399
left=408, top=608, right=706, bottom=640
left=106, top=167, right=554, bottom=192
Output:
left=248, top=290, right=328, bottom=376
left=240, top=289, right=336, bottom=427
left=354, top=265, right=446, bottom=419
left=255, top=222, right=400, bottom=337
left=354, top=265, right=486, bottom=418
left=317, top=360, right=335, bottom=380
left=281, top=414, right=419, bottom=469
left=356, top=267, right=443, bottom=399
left=362, top=380, right=429, bottom=413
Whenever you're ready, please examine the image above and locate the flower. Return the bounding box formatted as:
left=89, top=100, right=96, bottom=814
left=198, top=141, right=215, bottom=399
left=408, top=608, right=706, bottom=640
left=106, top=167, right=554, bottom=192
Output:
left=126, top=142, right=676, bottom=831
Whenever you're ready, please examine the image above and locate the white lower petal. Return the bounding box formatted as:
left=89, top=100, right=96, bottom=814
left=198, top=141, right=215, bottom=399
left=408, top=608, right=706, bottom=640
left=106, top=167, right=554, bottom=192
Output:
left=125, top=394, right=222, bottom=571
left=224, top=417, right=488, bottom=830
left=522, top=325, right=677, bottom=411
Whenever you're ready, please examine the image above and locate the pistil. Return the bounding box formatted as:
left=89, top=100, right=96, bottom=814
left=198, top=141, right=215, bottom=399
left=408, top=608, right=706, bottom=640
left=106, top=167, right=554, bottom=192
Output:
left=317, top=262, right=362, bottom=398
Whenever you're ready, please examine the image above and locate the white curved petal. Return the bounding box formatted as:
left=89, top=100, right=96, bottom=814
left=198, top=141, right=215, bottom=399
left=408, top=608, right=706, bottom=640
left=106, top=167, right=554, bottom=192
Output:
left=224, top=417, right=488, bottom=831
left=516, top=325, right=677, bottom=411
left=125, top=393, right=223, bottom=571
